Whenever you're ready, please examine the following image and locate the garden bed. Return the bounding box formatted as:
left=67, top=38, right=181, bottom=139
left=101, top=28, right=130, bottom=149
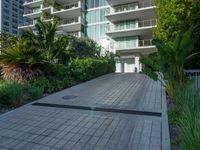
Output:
left=0, top=58, right=115, bottom=112
left=167, top=96, right=180, bottom=150
left=167, top=86, right=200, bottom=150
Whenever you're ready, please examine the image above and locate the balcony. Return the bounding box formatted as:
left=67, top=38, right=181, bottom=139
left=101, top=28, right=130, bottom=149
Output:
left=18, top=21, right=36, bottom=30
left=56, top=30, right=81, bottom=37
left=42, top=16, right=54, bottom=22
left=24, top=8, right=42, bottom=19
left=116, top=39, right=156, bottom=54
left=24, top=0, right=43, bottom=8
left=106, top=0, right=156, bottom=22
left=68, top=31, right=81, bottom=37
left=41, top=3, right=53, bottom=14
left=107, top=0, right=138, bottom=6
left=60, top=17, right=82, bottom=32
left=52, top=2, right=81, bottom=18
left=106, top=19, right=156, bottom=38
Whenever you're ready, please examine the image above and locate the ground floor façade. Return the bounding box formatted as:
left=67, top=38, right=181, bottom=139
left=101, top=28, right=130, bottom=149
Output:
left=115, top=55, right=142, bottom=73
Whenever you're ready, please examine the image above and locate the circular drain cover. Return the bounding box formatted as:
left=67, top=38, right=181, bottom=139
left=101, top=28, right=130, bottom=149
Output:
left=62, top=95, right=77, bottom=100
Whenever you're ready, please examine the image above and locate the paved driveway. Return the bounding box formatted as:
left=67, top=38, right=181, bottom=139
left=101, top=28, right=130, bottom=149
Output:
left=0, top=73, right=170, bottom=150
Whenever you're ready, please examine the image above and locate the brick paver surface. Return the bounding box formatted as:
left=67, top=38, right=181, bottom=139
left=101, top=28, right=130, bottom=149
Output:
left=0, top=73, right=169, bottom=150
left=38, top=73, right=162, bottom=113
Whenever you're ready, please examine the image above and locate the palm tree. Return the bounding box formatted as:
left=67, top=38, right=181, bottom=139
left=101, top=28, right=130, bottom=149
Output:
left=22, top=19, right=69, bottom=63
left=0, top=32, right=18, bottom=50
left=141, top=27, right=198, bottom=99
left=0, top=39, right=45, bottom=83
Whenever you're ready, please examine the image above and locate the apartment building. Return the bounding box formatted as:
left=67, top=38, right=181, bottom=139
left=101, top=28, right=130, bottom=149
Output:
left=19, top=0, right=157, bottom=72
left=0, top=0, right=26, bottom=35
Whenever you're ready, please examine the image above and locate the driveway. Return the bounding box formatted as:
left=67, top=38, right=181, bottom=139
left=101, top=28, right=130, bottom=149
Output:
left=0, top=73, right=170, bottom=150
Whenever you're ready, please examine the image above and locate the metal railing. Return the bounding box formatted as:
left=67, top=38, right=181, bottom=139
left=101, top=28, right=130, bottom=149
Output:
left=42, top=15, right=53, bottom=20
left=115, top=39, right=154, bottom=50
left=24, top=8, right=41, bottom=14
left=42, top=2, right=52, bottom=8
left=106, top=0, right=155, bottom=15
left=139, top=39, right=153, bottom=47
left=138, top=19, right=156, bottom=27
left=68, top=32, right=79, bottom=37
left=106, top=19, right=156, bottom=32
left=184, top=70, right=200, bottom=88
left=53, top=2, right=79, bottom=12
left=61, top=17, right=79, bottom=25
left=24, top=0, right=41, bottom=3
left=19, top=21, right=34, bottom=27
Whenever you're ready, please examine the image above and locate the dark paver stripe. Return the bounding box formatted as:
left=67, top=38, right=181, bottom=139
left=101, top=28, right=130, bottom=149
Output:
left=32, top=102, right=162, bottom=117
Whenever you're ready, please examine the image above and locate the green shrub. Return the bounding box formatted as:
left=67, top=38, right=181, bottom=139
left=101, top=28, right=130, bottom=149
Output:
left=179, top=107, right=200, bottom=150
left=23, top=85, right=43, bottom=100
left=30, top=63, right=76, bottom=93
left=30, top=77, right=50, bottom=92
left=168, top=107, right=180, bottom=125
left=30, top=77, right=59, bottom=93
left=67, top=37, right=101, bottom=59
left=69, top=58, right=115, bottom=82
left=0, top=81, right=23, bottom=108
left=173, top=84, right=200, bottom=149
left=0, top=58, right=115, bottom=108
left=44, top=63, right=70, bottom=80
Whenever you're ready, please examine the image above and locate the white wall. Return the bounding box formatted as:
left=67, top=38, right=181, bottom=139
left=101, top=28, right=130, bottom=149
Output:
left=115, top=56, right=141, bottom=73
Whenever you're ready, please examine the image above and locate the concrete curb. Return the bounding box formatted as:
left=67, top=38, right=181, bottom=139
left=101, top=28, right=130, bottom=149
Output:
left=161, top=86, right=171, bottom=150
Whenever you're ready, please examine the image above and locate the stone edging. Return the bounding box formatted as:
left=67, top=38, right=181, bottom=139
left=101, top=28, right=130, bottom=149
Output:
left=161, top=86, right=171, bottom=150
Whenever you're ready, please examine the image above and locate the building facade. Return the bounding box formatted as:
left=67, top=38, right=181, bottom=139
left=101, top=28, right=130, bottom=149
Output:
left=19, top=0, right=157, bottom=72
left=0, top=0, right=26, bottom=35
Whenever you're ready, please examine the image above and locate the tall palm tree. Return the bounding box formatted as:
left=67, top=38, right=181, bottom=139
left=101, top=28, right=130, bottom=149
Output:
left=0, top=39, right=45, bottom=83
left=141, top=27, right=198, bottom=99
left=22, top=19, right=69, bottom=63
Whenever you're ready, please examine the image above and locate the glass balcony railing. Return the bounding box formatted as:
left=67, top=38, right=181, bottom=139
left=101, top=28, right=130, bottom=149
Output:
left=19, top=21, right=33, bottom=27
left=42, top=2, right=52, bottom=8
left=106, top=0, right=155, bottom=15
left=24, top=8, right=41, bottom=15
left=19, top=20, right=37, bottom=27
left=68, top=32, right=79, bottom=37
left=138, top=19, right=157, bottom=27
left=24, top=0, right=42, bottom=4
left=53, top=2, right=79, bottom=12
left=42, top=15, right=53, bottom=21
left=139, top=39, right=153, bottom=47
left=61, top=17, right=80, bottom=25
left=106, top=19, right=156, bottom=32
left=116, top=39, right=154, bottom=50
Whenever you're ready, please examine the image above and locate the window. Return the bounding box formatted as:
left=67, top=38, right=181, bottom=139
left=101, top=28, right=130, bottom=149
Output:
left=115, top=36, right=137, bottom=49
left=86, top=0, right=107, bottom=9
left=115, top=58, right=135, bottom=64
left=3, top=28, right=9, bottom=32
left=86, top=8, right=106, bottom=24
left=12, top=7, right=18, bottom=12
left=3, top=21, right=9, bottom=26
left=3, top=15, right=9, bottom=20
left=12, top=30, right=18, bottom=35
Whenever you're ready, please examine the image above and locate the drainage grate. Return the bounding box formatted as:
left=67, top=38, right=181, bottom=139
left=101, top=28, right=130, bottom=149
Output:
left=32, top=102, right=162, bottom=117
left=62, top=95, right=77, bottom=100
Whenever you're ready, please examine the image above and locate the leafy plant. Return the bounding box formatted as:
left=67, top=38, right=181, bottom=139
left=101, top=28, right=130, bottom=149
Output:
left=23, top=85, right=43, bottom=100
left=154, top=0, right=200, bottom=68
left=0, top=81, right=23, bottom=108
left=0, top=39, right=45, bottom=83
left=22, top=19, right=69, bottom=63
left=67, top=37, right=101, bottom=59
left=30, top=64, right=74, bottom=93
left=141, top=27, right=198, bottom=99
left=69, top=58, right=115, bottom=81
left=0, top=33, right=18, bottom=50
left=172, top=84, right=200, bottom=150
